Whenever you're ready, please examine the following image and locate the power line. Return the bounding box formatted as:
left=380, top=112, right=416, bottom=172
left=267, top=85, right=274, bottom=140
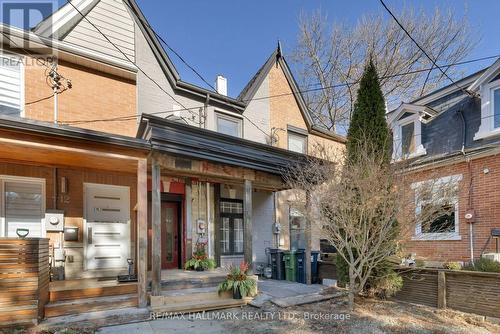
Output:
left=379, top=0, right=475, bottom=98
left=301, top=54, right=500, bottom=89
left=66, top=0, right=201, bottom=122
left=121, top=1, right=273, bottom=140
left=61, top=53, right=499, bottom=125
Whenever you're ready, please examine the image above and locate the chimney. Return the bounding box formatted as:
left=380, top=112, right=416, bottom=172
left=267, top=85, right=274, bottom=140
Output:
left=215, top=75, right=227, bottom=96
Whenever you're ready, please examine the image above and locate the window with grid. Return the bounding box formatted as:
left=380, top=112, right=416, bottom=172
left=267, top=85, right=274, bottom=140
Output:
left=219, top=200, right=244, bottom=255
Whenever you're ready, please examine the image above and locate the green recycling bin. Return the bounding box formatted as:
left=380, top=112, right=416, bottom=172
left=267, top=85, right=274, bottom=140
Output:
left=283, top=250, right=297, bottom=282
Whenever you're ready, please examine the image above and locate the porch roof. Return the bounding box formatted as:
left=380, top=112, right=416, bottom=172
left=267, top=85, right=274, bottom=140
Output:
left=0, top=115, right=149, bottom=173
left=0, top=115, right=149, bottom=150
left=137, top=113, right=308, bottom=177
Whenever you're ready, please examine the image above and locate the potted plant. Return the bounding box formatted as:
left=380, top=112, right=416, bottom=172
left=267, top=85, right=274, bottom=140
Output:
left=217, top=262, right=257, bottom=299
left=184, top=241, right=216, bottom=271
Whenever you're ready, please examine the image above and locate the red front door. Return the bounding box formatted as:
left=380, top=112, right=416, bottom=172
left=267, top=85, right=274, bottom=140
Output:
left=161, top=202, right=179, bottom=269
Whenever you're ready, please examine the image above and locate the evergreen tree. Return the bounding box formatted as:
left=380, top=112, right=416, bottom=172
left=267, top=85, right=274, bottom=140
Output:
left=346, top=59, right=390, bottom=163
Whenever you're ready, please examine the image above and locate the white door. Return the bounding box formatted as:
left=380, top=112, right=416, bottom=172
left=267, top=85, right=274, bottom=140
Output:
left=84, top=183, right=130, bottom=270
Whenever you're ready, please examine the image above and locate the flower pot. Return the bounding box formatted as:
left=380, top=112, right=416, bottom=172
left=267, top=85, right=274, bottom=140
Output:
left=196, top=267, right=204, bottom=272
left=233, top=288, right=242, bottom=299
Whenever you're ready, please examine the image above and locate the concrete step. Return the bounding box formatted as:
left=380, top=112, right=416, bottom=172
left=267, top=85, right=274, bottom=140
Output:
left=45, top=294, right=138, bottom=318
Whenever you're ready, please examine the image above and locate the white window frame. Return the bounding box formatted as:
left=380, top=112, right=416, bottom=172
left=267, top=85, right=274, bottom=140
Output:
left=474, top=79, right=500, bottom=140
left=215, top=111, right=243, bottom=138
left=287, top=131, right=308, bottom=154
left=0, top=54, right=25, bottom=117
left=411, top=174, right=462, bottom=241
left=392, top=113, right=426, bottom=161
left=0, top=175, right=46, bottom=238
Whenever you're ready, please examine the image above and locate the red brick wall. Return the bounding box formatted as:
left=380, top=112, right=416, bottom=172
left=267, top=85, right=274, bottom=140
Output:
left=404, top=153, right=500, bottom=263
left=24, top=57, right=137, bottom=137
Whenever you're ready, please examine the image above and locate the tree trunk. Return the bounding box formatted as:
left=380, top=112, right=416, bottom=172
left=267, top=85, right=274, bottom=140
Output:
left=348, top=264, right=356, bottom=311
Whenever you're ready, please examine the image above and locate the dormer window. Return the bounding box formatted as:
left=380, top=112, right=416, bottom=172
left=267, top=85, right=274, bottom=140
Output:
left=469, top=59, right=500, bottom=140
left=493, top=87, right=500, bottom=128
left=401, top=122, right=416, bottom=156
left=388, top=104, right=435, bottom=161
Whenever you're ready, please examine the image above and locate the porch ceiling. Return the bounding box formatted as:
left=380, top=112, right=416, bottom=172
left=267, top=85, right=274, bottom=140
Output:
left=0, top=116, right=149, bottom=173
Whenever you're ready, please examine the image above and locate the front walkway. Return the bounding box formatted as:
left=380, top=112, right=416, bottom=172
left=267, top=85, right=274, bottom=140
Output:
left=97, top=280, right=327, bottom=334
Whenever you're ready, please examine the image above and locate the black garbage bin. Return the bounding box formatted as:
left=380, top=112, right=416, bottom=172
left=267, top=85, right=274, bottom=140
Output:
left=270, top=248, right=285, bottom=280
left=311, top=251, right=320, bottom=284
left=296, top=248, right=306, bottom=284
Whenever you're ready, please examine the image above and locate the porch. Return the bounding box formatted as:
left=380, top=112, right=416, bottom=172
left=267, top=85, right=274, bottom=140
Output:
left=137, top=114, right=315, bottom=311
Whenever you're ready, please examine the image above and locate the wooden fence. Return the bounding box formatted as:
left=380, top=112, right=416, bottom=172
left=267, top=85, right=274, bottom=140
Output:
left=394, top=268, right=500, bottom=318
left=0, top=238, right=49, bottom=326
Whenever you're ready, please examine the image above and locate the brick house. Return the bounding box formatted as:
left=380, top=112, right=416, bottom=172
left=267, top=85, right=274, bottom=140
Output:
left=0, top=0, right=344, bottom=322
left=387, top=58, right=500, bottom=265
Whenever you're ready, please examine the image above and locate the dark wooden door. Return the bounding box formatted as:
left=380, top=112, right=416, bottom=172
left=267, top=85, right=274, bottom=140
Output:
left=161, top=202, right=179, bottom=269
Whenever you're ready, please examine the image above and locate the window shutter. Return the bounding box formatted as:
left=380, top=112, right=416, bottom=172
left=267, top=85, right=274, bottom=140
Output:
left=0, top=56, right=22, bottom=116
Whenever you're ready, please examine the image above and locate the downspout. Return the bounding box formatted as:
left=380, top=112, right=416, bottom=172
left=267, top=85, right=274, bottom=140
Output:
left=458, top=108, right=474, bottom=263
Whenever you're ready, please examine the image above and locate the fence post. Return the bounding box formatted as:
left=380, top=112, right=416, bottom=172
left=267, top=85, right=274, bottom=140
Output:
left=437, top=271, right=446, bottom=309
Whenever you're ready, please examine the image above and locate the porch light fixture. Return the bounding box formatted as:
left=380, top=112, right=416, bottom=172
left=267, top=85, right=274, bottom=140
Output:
left=60, top=176, right=68, bottom=194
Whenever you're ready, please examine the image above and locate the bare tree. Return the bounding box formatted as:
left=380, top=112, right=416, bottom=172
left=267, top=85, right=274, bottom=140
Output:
left=285, top=141, right=462, bottom=310
left=293, top=7, right=476, bottom=133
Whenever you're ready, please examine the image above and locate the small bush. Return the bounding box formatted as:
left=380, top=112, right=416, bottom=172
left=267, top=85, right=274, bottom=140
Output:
left=463, top=257, right=500, bottom=273
left=443, top=262, right=461, bottom=270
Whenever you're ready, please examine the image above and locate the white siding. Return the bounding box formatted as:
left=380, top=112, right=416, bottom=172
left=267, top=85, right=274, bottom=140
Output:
left=251, top=190, right=274, bottom=264
left=63, top=0, right=135, bottom=62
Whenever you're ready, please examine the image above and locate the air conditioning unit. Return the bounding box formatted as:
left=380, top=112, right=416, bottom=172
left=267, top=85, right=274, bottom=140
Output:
left=482, top=253, right=500, bottom=262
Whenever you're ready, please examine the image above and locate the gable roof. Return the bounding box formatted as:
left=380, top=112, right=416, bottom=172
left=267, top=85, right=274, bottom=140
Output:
left=468, top=58, right=500, bottom=92
left=33, top=0, right=246, bottom=111
left=237, top=44, right=346, bottom=142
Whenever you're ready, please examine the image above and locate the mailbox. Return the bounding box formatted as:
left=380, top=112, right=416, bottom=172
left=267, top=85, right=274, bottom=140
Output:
left=64, top=226, right=79, bottom=242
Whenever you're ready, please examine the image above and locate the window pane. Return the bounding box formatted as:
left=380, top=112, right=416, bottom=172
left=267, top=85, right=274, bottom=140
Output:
left=289, top=208, right=306, bottom=250
left=220, top=201, right=243, bottom=214
left=220, top=217, right=230, bottom=254
left=234, top=218, right=244, bottom=253
left=217, top=114, right=241, bottom=137
left=401, top=123, right=415, bottom=156
left=421, top=204, right=455, bottom=233
left=5, top=181, right=43, bottom=237
left=494, top=89, right=500, bottom=128
left=288, top=132, right=306, bottom=153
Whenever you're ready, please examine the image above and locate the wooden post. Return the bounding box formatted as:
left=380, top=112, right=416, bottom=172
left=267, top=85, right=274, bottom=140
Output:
left=305, top=190, right=312, bottom=285
left=137, top=158, right=148, bottom=307
left=437, top=271, right=447, bottom=309
left=151, top=160, right=161, bottom=296
left=244, top=180, right=253, bottom=272
left=185, top=178, right=193, bottom=261
left=214, top=183, right=221, bottom=267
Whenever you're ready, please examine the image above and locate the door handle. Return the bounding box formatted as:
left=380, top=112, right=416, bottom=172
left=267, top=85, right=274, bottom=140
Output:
left=88, top=227, right=93, bottom=244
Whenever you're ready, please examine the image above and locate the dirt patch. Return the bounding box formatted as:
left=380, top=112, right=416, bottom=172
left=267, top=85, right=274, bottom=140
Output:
left=222, top=296, right=500, bottom=334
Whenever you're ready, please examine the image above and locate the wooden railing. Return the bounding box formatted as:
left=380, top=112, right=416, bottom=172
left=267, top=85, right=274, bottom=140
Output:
left=0, top=238, right=49, bottom=326
left=394, top=267, right=500, bottom=319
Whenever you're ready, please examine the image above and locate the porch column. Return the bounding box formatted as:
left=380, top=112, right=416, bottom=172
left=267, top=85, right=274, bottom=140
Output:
left=151, top=160, right=161, bottom=295
left=305, top=190, right=312, bottom=284
left=244, top=179, right=253, bottom=272
left=137, top=158, right=148, bottom=307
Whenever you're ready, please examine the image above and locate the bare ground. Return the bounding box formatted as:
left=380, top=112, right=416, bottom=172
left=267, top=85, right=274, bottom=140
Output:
left=221, top=296, right=500, bottom=334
